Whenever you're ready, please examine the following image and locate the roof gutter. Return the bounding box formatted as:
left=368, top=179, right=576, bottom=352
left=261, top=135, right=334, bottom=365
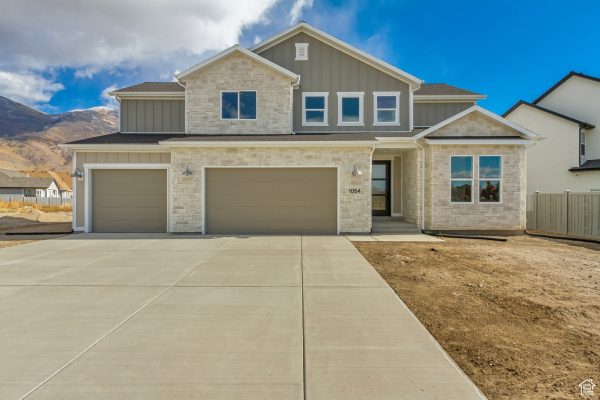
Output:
left=159, top=140, right=378, bottom=148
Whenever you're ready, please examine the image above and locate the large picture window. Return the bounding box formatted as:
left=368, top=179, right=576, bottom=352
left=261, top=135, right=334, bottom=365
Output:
left=479, top=156, right=502, bottom=203
left=373, top=92, right=400, bottom=125
left=337, top=92, right=364, bottom=125
left=302, top=92, right=328, bottom=126
left=221, top=91, right=256, bottom=120
left=450, top=156, right=473, bottom=203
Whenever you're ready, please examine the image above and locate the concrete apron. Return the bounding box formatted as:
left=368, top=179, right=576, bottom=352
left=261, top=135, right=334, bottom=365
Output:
left=0, top=234, right=485, bottom=400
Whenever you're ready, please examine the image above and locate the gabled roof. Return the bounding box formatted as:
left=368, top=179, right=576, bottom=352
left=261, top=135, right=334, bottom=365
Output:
left=503, top=100, right=595, bottom=129
left=0, top=170, right=54, bottom=189
left=175, top=45, right=300, bottom=82
left=250, top=22, right=422, bottom=88
left=413, top=105, right=540, bottom=140
left=414, top=83, right=486, bottom=99
left=533, top=71, right=600, bottom=104
left=110, top=82, right=184, bottom=94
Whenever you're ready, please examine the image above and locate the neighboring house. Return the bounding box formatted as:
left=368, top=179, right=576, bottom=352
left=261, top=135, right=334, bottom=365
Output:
left=504, top=71, right=600, bottom=193
left=0, top=169, right=59, bottom=200
left=63, top=22, right=539, bottom=235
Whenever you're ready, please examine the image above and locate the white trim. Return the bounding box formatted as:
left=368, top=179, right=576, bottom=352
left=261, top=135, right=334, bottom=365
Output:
left=302, top=92, right=329, bottom=126
left=201, top=166, right=340, bottom=235
left=176, top=45, right=299, bottom=82
left=413, top=105, right=541, bottom=140
left=295, top=43, right=309, bottom=61
left=408, top=90, right=414, bottom=131
left=337, top=92, right=364, bottom=126
left=478, top=155, right=503, bottom=204
left=220, top=90, right=257, bottom=121
left=71, top=152, right=81, bottom=231
left=83, top=163, right=171, bottom=233
left=449, top=155, right=474, bottom=204
left=373, top=91, right=400, bottom=126
left=425, top=139, right=530, bottom=145
left=413, top=94, right=486, bottom=101
left=160, top=140, right=377, bottom=148
left=250, top=22, right=422, bottom=88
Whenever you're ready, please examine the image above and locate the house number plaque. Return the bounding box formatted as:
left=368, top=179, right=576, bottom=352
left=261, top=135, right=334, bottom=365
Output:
left=348, top=188, right=361, bottom=194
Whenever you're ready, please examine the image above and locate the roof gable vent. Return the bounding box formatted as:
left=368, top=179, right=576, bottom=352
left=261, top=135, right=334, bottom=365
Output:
left=295, top=43, right=308, bottom=61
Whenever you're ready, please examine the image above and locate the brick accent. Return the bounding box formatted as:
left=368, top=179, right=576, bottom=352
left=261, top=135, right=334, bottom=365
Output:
left=423, top=144, right=526, bottom=231
left=170, top=147, right=372, bottom=233
left=183, top=52, right=293, bottom=135
left=427, top=112, right=523, bottom=137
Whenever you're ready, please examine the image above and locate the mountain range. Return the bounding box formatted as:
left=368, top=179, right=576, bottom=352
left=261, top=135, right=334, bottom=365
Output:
left=0, top=96, right=118, bottom=171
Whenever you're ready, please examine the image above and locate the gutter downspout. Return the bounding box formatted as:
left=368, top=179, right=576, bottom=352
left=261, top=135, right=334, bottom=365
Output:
left=415, top=140, right=426, bottom=232
left=290, top=76, right=301, bottom=134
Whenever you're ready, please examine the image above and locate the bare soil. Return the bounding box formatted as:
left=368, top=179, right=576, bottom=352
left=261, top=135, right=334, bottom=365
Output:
left=354, top=235, right=600, bottom=400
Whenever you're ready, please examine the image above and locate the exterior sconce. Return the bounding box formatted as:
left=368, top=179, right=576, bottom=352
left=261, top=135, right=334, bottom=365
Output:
left=183, top=165, right=193, bottom=176
left=71, top=168, right=84, bottom=180
left=352, top=165, right=362, bottom=176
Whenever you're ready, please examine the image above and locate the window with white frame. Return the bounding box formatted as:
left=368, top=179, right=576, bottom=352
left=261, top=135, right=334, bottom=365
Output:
left=479, top=155, right=502, bottom=203
left=295, top=43, right=308, bottom=60
left=221, top=91, right=257, bottom=120
left=302, top=92, right=328, bottom=126
left=373, top=92, right=400, bottom=125
left=450, top=156, right=473, bottom=203
left=337, top=92, right=364, bottom=125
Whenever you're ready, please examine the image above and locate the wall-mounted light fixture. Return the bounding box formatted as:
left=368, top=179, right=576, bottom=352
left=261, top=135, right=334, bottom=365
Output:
left=183, top=164, right=193, bottom=176
left=352, top=165, right=362, bottom=176
left=71, top=168, right=83, bottom=180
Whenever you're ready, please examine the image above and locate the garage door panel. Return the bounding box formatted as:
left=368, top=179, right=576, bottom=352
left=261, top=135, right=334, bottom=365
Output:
left=206, top=168, right=337, bottom=234
left=92, top=169, right=167, bottom=233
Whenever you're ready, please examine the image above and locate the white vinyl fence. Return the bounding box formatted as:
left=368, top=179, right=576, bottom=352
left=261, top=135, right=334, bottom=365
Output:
left=0, top=195, right=71, bottom=206
left=527, top=191, right=600, bottom=240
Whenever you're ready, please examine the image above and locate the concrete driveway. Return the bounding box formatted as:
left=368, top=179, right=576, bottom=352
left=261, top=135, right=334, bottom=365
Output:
left=0, top=234, right=485, bottom=400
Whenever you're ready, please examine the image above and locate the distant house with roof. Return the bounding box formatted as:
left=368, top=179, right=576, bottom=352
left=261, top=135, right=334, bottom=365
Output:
left=504, top=71, right=600, bottom=193
left=0, top=169, right=71, bottom=201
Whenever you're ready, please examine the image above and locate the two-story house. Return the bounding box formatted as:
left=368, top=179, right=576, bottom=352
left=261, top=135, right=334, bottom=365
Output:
left=504, top=71, right=600, bottom=193
left=64, top=22, right=539, bottom=235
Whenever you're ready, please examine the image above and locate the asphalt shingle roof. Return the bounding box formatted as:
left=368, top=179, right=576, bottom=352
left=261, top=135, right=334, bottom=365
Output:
left=0, top=171, right=53, bottom=189
left=111, top=82, right=185, bottom=93
left=414, top=83, right=483, bottom=97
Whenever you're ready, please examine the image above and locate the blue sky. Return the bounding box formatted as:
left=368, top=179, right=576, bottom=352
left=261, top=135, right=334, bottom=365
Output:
left=2, top=0, right=599, bottom=114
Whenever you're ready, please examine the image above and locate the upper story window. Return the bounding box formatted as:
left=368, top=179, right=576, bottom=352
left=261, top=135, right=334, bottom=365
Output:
left=295, top=43, right=309, bottom=60
left=450, top=156, right=473, bottom=203
left=479, top=156, right=502, bottom=203
left=337, top=92, right=364, bottom=126
left=580, top=130, right=586, bottom=157
left=221, top=91, right=257, bottom=120
left=373, top=92, right=400, bottom=125
left=302, top=92, right=328, bottom=126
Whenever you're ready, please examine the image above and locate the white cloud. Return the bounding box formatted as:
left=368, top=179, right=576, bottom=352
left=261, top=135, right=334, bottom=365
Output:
left=101, top=84, right=119, bottom=109
left=289, top=0, right=313, bottom=24
left=0, top=0, right=279, bottom=71
left=0, top=70, right=64, bottom=105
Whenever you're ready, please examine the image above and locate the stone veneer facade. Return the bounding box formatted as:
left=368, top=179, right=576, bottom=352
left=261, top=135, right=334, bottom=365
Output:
left=423, top=144, right=526, bottom=231
left=169, top=146, right=373, bottom=233
left=182, top=52, right=293, bottom=135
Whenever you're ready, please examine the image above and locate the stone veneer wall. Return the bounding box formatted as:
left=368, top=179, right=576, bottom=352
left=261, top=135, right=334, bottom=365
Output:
left=183, top=52, right=293, bottom=135
left=427, top=112, right=524, bottom=137
left=401, top=149, right=422, bottom=225
left=423, top=144, right=526, bottom=231
left=170, top=146, right=373, bottom=233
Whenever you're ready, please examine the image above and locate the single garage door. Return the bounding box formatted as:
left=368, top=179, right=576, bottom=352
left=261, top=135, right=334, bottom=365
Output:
left=92, top=169, right=167, bottom=232
left=205, top=167, right=337, bottom=234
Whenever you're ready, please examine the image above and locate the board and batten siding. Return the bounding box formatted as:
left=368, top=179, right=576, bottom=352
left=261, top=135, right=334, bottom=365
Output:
left=413, top=102, right=473, bottom=127
left=120, top=99, right=185, bottom=133
left=258, top=32, right=411, bottom=132
left=73, top=151, right=171, bottom=228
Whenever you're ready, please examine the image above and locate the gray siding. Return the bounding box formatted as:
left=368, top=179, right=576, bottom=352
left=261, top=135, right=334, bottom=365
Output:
left=121, top=99, right=185, bottom=133
left=414, top=102, right=473, bottom=127
left=258, top=32, right=411, bottom=132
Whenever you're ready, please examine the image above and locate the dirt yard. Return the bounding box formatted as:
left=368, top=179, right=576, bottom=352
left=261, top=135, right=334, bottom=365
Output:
left=355, top=235, right=600, bottom=400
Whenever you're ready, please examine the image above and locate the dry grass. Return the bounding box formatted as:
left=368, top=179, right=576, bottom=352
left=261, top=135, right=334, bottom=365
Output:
left=0, top=200, right=71, bottom=213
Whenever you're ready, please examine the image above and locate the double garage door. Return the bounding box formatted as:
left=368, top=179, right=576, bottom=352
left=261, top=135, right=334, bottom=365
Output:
left=91, top=167, right=337, bottom=234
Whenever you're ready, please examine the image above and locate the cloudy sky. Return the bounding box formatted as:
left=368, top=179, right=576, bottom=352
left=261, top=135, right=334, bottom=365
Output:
left=1, top=0, right=599, bottom=114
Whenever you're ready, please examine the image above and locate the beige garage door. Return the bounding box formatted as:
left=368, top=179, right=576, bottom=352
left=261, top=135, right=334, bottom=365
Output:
left=205, top=168, right=337, bottom=234
left=92, top=169, right=167, bottom=233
